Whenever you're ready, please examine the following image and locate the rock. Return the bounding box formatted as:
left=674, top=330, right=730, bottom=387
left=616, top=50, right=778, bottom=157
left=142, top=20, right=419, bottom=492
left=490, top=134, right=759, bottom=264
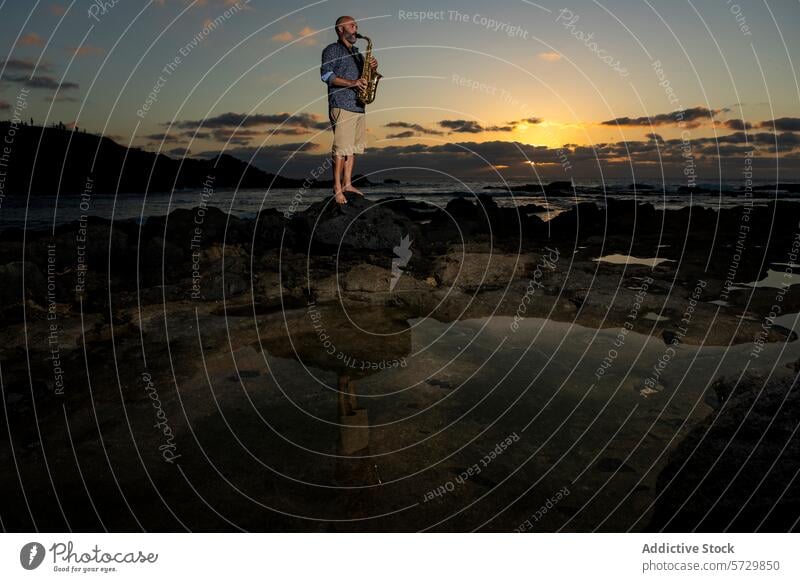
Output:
left=650, top=371, right=800, bottom=531
left=434, top=252, right=524, bottom=290
left=342, top=264, right=393, bottom=293
left=290, top=193, right=420, bottom=251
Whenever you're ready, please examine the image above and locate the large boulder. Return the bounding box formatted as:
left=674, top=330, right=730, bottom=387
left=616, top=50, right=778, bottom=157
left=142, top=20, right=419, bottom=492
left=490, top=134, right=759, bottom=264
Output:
left=290, top=192, right=420, bottom=251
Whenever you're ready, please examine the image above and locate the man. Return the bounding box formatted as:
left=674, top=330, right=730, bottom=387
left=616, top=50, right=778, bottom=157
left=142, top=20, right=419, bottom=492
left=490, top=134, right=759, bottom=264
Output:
left=320, top=15, right=378, bottom=205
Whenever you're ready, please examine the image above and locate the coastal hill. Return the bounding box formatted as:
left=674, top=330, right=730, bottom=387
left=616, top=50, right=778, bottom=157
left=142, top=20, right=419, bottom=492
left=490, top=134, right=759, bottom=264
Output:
left=0, top=121, right=364, bottom=194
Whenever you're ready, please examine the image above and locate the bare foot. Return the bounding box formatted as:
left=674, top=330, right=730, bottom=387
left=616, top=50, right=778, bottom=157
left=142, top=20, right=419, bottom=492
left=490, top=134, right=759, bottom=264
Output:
left=333, top=188, right=347, bottom=205
left=343, top=184, right=364, bottom=197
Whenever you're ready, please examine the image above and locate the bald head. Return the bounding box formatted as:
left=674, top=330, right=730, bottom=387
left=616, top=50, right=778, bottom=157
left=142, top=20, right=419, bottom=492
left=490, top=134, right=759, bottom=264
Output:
left=335, top=15, right=358, bottom=43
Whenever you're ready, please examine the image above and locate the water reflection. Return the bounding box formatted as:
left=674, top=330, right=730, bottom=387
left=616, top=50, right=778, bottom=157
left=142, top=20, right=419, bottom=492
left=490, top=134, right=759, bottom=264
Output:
left=593, top=254, right=674, bottom=267
left=3, top=298, right=798, bottom=532
left=247, top=300, right=800, bottom=530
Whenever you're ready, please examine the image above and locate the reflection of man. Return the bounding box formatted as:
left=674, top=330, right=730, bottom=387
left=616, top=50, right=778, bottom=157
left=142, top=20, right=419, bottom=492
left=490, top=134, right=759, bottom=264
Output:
left=337, top=373, right=369, bottom=455
left=320, top=15, right=378, bottom=205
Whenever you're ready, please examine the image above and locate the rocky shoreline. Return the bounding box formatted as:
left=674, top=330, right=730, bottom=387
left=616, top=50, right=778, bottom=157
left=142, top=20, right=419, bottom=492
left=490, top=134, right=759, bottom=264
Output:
left=4, top=191, right=800, bottom=341
left=2, top=191, right=799, bottom=531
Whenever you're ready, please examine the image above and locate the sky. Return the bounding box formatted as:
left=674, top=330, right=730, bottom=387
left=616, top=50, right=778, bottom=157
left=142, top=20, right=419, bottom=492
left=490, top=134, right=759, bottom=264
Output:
left=2, top=0, right=800, bottom=182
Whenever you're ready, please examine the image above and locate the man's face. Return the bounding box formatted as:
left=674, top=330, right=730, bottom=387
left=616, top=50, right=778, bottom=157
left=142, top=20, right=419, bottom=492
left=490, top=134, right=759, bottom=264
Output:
left=339, top=18, right=358, bottom=43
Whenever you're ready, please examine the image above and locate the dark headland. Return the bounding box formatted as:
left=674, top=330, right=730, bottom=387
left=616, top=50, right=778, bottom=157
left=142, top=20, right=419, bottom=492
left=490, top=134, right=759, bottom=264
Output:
left=0, top=121, right=373, bottom=194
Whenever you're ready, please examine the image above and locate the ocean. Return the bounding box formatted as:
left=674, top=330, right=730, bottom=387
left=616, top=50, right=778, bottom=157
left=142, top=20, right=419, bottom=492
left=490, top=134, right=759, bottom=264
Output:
left=1, top=178, right=796, bottom=233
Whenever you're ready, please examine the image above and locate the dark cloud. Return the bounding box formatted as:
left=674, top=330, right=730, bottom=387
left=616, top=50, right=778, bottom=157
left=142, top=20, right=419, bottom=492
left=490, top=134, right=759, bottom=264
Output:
left=169, top=111, right=329, bottom=131
left=724, top=119, right=753, bottom=130
left=682, top=132, right=799, bottom=150
left=439, top=119, right=483, bottom=133
left=386, top=131, right=416, bottom=139
left=267, top=127, right=313, bottom=135
left=760, top=117, right=800, bottom=132
left=384, top=121, right=444, bottom=136
left=198, top=136, right=800, bottom=182
left=2, top=73, right=78, bottom=90
left=696, top=144, right=757, bottom=156
left=144, top=133, right=182, bottom=143
left=437, top=117, right=541, bottom=134
left=268, top=142, right=319, bottom=152
left=1, top=59, right=51, bottom=73
left=645, top=133, right=664, bottom=142
left=45, top=94, right=79, bottom=103
left=0, top=100, right=9, bottom=111
left=601, top=107, right=728, bottom=127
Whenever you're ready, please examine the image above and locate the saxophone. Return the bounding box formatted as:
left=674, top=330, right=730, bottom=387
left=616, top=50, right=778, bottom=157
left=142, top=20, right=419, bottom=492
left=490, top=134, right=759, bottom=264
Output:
left=355, top=33, right=382, bottom=104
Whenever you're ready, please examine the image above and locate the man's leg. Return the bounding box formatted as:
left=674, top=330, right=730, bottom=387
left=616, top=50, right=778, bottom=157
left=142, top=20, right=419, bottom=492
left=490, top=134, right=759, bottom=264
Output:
left=343, top=111, right=366, bottom=197
left=330, top=107, right=348, bottom=205
left=342, top=154, right=364, bottom=197
left=332, top=154, right=347, bottom=204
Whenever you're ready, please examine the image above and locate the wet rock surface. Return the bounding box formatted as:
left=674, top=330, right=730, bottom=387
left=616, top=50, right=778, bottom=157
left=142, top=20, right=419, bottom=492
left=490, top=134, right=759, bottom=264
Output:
left=2, top=194, right=800, bottom=531
left=649, top=371, right=800, bottom=532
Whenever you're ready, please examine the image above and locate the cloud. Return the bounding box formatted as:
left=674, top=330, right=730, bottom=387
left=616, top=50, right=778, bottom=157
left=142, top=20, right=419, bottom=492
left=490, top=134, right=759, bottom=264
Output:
left=384, top=121, right=444, bottom=136
left=169, top=111, right=329, bottom=130
left=196, top=141, right=320, bottom=160
left=1, top=73, right=79, bottom=90
left=601, top=107, right=729, bottom=127
left=45, top=94, right=79, bottom=103
left=297, top=26, right=319, bottom=46
left=207, top=133, right=800, bottom=181
left=439, top=119, right=484, bottom=133
left=724, top=119, right=753, bottom=130
left=386, top=131, right=416, bottom=139
left=18, top=33, right=45, bottom=47
left=438, top=117, right=542, bottom=134
left=267, top=127, right=313, bottom=135
left=260, top=141, right=319, bottom=152
left=271, top=31, right=294, bottom=42
left=1, top=58, right=51, bottom=73
left=207, top=128, right=267, bottom=145
left=271, top=26, right=319, bottom=46
left=687, top=131, right=800, bottom=150
left=176, top=125, right=315, bottom=145
left=70, top=45, right=105, bottom=57
left=538, top=51, right=562, bottom=62
left=144, top=133, right=183, bottom=143
left=0, top=100, right=9, bottom=111
left=759, top=117, right=800, bottom=132
left=485, top=124, right=515, bottom=132
left=49, top=4, right=67, bottom=16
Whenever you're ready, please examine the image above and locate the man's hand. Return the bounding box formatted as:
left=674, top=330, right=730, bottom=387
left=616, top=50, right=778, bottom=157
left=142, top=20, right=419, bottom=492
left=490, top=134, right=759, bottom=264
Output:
left=369, top=57, right=378, bottom=70
left=351, top=78, right=367, bottom=90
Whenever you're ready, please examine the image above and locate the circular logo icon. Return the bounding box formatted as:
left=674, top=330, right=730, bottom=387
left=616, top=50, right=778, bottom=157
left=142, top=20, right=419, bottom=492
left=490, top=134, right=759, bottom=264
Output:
left=20, top=542, right=46, bottom=570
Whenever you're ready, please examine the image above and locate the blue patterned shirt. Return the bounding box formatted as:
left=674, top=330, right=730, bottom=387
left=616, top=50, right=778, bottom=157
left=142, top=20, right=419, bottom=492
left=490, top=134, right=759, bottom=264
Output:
left=320, top=40, right=365, bottom=113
